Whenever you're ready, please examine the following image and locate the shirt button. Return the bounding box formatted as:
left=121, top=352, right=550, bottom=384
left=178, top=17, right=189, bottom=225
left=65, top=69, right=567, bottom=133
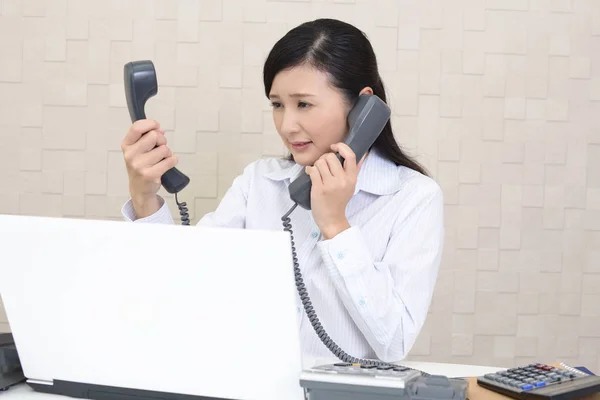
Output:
left=337, top=252, right=344, bottom=260
left=359, top=298, right=366, bottom=306
left=297, top=306, right=301, bottom=313
left=311, top=231, right=319, bottom=238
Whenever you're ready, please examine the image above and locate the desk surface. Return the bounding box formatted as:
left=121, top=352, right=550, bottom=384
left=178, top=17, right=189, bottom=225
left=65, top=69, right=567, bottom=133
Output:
left=0, top=361, right=505, bottom=399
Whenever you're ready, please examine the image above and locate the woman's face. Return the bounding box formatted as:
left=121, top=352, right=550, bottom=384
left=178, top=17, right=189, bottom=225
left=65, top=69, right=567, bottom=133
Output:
left=269, top=65, right=366, bottom=166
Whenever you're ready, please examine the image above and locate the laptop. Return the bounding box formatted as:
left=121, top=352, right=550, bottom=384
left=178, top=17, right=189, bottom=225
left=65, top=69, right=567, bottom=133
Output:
left=0, top=214, right=305, bottom=400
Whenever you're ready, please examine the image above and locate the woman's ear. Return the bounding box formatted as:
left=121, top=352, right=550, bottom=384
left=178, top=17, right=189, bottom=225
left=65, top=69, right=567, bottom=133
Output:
left=359, top=86, right=373, bottom=96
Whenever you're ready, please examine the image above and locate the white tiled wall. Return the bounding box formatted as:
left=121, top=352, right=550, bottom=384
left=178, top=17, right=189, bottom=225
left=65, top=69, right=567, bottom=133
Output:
left=1, top=0, right=599, bottom=372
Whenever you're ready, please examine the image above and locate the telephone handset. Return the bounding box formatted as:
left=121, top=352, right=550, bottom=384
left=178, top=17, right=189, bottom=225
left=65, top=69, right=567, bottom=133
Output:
left=288, top=94, right=391, bottom=210
left=123, top=60, right=191, bottom=225
left=281, top=94, right=422, bottom=372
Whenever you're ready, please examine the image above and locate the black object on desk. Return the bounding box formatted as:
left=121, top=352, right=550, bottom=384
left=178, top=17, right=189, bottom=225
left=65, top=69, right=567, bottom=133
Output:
left=0, top=333, right=25, bottom=391
left=477, top=362, right=600, bottom=400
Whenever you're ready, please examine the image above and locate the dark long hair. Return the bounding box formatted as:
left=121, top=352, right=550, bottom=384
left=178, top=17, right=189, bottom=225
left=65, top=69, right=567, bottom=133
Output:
left=262, top=18, right=428, bottom=176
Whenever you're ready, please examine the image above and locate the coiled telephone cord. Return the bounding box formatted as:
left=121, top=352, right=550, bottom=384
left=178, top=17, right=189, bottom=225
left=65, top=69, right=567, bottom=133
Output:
left=175, top=193, right=190, bottom=226
left=281, top=203, right=429, bottom=376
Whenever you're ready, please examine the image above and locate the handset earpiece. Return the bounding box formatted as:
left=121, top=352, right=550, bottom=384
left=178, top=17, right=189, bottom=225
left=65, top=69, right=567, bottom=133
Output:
left=123, top=60, right=190, bottom=195
left=287, top=94, right=390, bottom=210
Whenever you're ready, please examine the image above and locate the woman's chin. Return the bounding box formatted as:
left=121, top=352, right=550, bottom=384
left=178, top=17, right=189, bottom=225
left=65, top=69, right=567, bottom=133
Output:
left=290, top=151, right=318, bottom=167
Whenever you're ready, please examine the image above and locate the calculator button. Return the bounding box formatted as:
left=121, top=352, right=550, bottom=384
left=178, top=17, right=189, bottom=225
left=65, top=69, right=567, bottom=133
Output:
left=535, top=382, right=546, bottom=388
left=521, top=384, right=534, bottom=391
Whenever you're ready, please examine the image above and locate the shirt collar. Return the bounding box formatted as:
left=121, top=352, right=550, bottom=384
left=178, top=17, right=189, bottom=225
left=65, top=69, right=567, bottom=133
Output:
left=264, top=147, right=403, bottom=196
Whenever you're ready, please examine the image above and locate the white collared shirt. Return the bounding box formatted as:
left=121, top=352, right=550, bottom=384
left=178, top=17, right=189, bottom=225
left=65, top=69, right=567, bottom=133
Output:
left=121, top=148, right=444, bottom=363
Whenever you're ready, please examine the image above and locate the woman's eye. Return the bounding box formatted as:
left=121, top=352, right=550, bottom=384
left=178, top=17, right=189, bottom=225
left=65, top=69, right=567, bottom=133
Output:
left=298, top=101, right=310, bottom=108
left=271, top=102, right=282, bottom=108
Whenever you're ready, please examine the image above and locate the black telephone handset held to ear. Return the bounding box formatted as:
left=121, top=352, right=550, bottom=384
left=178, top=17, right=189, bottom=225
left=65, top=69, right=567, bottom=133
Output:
left=123, top=60, right=190, bottom=195
left=287, top=94, right=391, bottom=210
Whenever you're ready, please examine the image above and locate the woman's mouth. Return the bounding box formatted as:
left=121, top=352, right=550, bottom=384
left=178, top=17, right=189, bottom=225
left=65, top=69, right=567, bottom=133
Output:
left=291, top=141, right=311, bottom=151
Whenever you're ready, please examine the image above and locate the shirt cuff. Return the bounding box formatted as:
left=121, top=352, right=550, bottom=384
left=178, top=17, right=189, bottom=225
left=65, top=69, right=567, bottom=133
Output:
left=121, top=196, right=175, bottom=225
left=317, top=226, right=374, bottom=278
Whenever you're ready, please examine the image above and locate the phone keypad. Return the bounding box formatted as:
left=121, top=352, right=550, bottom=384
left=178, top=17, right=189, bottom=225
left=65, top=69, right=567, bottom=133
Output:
left=313, top=362, right=412, bottom=378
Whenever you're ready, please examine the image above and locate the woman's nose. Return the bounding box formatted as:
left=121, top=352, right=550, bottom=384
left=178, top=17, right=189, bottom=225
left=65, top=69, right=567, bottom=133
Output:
left=280, top=110, right=300, bottom=134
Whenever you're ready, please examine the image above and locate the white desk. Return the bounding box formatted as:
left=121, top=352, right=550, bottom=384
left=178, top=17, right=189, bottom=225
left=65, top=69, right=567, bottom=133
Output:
left=0, top=361, right=504, bottom=399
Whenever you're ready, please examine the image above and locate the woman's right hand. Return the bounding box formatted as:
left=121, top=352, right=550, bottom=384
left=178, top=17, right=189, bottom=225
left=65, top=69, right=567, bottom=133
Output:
left=121, top=119, right=179, bottom=218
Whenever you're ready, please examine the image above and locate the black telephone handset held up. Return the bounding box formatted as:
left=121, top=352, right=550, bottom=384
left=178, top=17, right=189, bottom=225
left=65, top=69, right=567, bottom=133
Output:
left=123, top=60, right=190, bottom=195
left=288, top=94, right=391, bottom=210
left=123, top=60, right=191, bottom=225
left=281, top=94, right=425, bottom=374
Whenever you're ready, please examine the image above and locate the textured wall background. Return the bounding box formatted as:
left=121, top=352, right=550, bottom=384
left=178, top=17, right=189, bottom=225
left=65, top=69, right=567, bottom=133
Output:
left=1, top=0, right=599, bottom=371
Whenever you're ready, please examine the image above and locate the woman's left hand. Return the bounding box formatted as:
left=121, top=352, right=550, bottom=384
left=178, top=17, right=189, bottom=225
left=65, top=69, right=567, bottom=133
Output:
left=305, top=142, right=365, bottom=240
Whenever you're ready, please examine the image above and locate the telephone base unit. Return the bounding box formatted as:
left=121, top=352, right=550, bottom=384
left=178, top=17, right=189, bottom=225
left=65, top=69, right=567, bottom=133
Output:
left=299, top=363, right=467, bottom=400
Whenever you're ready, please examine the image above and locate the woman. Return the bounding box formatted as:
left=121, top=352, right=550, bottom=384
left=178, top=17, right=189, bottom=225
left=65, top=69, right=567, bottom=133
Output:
left=120, top=18, right=444, bottom=363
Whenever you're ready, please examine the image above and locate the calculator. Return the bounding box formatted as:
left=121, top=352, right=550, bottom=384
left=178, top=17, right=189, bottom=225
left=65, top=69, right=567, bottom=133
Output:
left=477, top=363, right=600, bottom=399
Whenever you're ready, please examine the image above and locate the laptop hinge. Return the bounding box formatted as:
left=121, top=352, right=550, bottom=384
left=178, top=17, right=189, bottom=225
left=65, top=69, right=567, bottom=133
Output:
left=27, top=378, right=54, bottom=386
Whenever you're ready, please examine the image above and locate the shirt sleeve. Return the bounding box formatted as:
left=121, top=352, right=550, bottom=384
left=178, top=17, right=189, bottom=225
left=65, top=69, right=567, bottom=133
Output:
left=121, top=162, right=255, bottom=229
left=121, top=196, right=175, bottom=224
left=316, top=184, right=444, bottom=362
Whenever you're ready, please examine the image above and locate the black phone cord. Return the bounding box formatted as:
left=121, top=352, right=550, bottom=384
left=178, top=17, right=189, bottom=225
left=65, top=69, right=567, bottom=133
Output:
left=175, top=193, right=190, bottom=226
left=281, top=203, right=430, bottom=376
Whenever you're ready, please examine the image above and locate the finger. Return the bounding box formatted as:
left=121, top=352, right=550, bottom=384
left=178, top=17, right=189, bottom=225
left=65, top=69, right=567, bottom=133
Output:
left=305, top=166, right=323, bottom=189
left=129, top=129, right=165, bottom=155
left=143, top=156, right=179, bottom=183
left=136, top=145, right=172, bottom=169
left=314, top=158, right=333, bottom=183
left=123, top=130, right=165, bottom=166
left=323, top=153, right=344, bottom=177
left=122, top=119, right=160, bottom=146
left=155, top=133, right=167, bottom=147
left=331, top=142, right=357, bottom=174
